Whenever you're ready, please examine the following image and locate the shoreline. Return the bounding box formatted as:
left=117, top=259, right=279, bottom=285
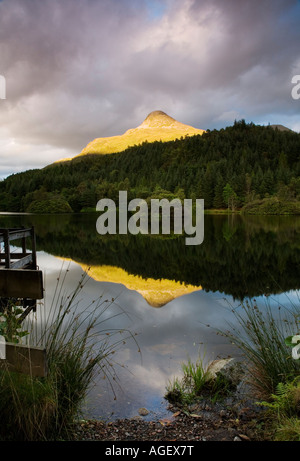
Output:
left=70, top=396, right=263, bottom=442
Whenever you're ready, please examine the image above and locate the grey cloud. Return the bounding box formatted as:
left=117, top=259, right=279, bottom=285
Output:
left=121, top=0, right=300, bottom=115
left=0, top=0, right=299, bottom=178
left=188, top=0, right=300, bottom=86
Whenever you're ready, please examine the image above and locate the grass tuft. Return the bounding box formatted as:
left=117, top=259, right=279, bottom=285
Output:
left=220, top=297, right=300, bottom=399
left=165, top=354, right=235, bottom=406
left=0, top=266, right=138, bottom=440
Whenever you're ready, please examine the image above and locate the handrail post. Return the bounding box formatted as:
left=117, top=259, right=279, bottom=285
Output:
left=21, top=226, right=26, bottom=258
left=30, top=226, right=37, bottom=269
left=3, top=229, right=10, bottom=268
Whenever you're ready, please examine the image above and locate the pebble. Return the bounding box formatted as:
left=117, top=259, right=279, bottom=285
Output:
left=138, top=407, right=149, bottom=416
left=238, top=433, right=251, bottom=441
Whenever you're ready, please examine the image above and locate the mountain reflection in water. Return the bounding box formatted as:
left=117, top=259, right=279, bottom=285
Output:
left=0, top=212, right=299, bottom=301
left=0, top=212, right=299, bottom=420
left=64, top=261, right=201, bottom=307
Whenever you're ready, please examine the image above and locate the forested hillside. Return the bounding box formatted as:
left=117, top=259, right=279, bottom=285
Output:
left=0, top=120, right=300, bottom=213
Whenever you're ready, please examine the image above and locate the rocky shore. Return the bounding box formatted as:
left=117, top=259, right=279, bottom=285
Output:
left=70, top=359, right=266, bottom=442
left=70, top=399, right=262, bottom=442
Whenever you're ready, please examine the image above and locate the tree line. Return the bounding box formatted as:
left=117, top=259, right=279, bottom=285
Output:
left=1, top=212, right=299, bottom=300
left=0, top=120, right=299, bottom=213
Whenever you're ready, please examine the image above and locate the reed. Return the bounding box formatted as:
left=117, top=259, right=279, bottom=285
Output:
left=0, top=265, right=138, bottom=440
left=221, top=294, right=300, bottom=398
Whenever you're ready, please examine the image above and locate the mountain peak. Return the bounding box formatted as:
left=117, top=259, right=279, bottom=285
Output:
left=75, top=111, right=205, bottom=157
left=146, top=110, right=169, bottom=118
left=270, top=124, right=293, bottom=132
left=138, top=110, right=177, bottom=129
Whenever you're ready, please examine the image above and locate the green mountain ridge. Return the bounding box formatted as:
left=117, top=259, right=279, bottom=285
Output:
left=270, top=124, right=293, bottom=132
left=1, top=119, right=300, bottom=214
left=58, top=110, right=205, bottom=162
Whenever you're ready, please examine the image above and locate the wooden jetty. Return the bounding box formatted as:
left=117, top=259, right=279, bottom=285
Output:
left=0, top=227, right=43, bottom=301
left=0, top=227, right=46, bottom=376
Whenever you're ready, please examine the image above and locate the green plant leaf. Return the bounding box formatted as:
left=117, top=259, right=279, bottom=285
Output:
left=285, top=336, right=295, bottom=347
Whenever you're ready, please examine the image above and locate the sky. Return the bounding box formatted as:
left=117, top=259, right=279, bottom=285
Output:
left=0, top=0, right=299, bottom=179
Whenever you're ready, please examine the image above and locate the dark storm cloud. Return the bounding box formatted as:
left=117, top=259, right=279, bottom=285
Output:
left=190, top=0, right=300, bottom=98
left=0, top=0, right=150, bottom=163
left=0, top=0, right=299, bottom=177
left=124, top=0, right=300, bottom=124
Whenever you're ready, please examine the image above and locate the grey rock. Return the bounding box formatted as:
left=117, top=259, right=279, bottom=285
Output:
left=207, top=358, right=245, bottom=388
left=138, top=407, right=149, bottom=416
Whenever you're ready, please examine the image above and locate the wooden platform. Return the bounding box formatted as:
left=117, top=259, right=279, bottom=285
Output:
left=0, top=227, right=44, bottom=300
left=0, top=227, right=47, bottom=376
left=0, top=342, right=47, bottom=377
left=0, top=227, right=37, bottom=269
left=0, top=268, right=43, bottom=299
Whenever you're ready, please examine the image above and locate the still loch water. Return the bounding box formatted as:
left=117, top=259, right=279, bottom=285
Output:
left=0, top=212, right=299, bottom=421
